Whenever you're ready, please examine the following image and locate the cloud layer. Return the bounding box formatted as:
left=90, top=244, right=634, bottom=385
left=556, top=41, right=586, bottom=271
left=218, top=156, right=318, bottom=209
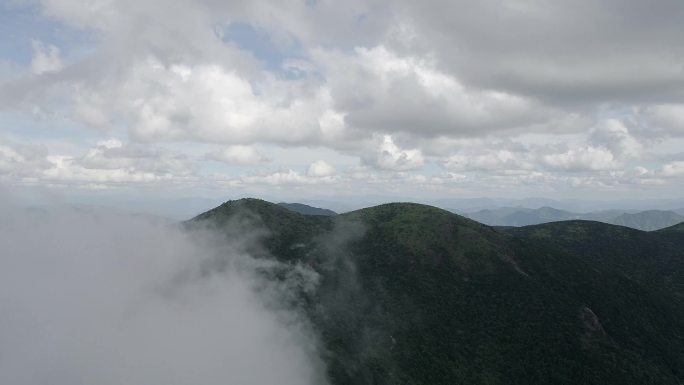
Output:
left=0, top=201, right=327, bottom=385
left=1, top=0, right=684, bottom=199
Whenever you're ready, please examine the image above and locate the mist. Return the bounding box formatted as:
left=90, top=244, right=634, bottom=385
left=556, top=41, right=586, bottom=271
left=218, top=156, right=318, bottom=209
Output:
left=0, top=199, right=328, bottom=385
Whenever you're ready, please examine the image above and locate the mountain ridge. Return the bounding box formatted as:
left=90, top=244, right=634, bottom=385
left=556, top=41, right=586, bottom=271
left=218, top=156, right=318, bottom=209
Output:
left=189, top=198, right=684, bottom=385
left=278, top=202, right=338, bottom=216
left=464, top=206, right=684, bottom=230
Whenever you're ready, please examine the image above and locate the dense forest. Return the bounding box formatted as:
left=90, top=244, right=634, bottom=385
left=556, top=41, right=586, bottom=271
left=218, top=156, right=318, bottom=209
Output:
left=190, top=198, right=684, bottom=385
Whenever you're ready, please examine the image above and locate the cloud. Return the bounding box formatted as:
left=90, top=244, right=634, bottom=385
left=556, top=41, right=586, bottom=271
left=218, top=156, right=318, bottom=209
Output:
left=0, top=200, right=328, bottom=385
left=0, top=141, right=51, bottom=179
left=78, top=59, right=343, bottom=146
left=391, top=0, right=684, bottom=105
left=30, top=40, right=62, bottom=75
left=589, top=119, right=643, bottom=158
left=660, top=161, right=684, bottom=177
left=539, top=145, right=619, bottom=172
left=443, top=150, right=533, bottom=173
left=240, top=168, right=338, bottom=186
left=307, top=160, right=336, bottom=177
left=315, top=45, right=551, bottom=137
left=0, top=138, right=199, bottom=188
left=2, top=0, right=684, bottom=198
left=362, top=135, right=424, bottom=171
left=639, top=104, right=684, bottom=137
left=78, top=139, right=197, bottom=175
left=206, top=145, right=270, bottom=165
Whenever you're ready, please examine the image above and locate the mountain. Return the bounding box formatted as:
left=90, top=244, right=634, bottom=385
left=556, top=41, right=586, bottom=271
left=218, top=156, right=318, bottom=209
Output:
left=277, top=202, right=337, bottom=216
left=610, top=210, right=684, bottom=231
left=501, top=206, right=581, bottom=226
left=465, top=206, right=582, bottom=226
left=577, top=209, right=634, bottom=223
left=190, top=199, right=684, bottom=385
left=659, top=221, right=684, bottom=233
left=464, top=206, right=683, bottom=230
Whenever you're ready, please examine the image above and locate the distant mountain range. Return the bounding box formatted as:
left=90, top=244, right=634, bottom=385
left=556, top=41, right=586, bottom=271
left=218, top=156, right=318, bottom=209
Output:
left=188, top=199, right=684, bottom=384
left=274, top=201, right=684, bottom=231
left=462, top=206, right=684, bottom=231
left=277, top=202, right=337, bottom=216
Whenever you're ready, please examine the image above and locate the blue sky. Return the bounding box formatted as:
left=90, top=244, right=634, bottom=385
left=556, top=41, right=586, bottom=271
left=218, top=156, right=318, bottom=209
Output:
left=2, top=0, right=684, bottom=216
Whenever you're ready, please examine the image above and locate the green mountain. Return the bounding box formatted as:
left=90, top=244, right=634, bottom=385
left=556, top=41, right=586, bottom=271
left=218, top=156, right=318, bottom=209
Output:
left=465, top=206, right=594, bottom=226
left=658, top=221, right=684, bottom=233
left=190, top=199, right=684, bottom=385
left=278, top=202, right=338, bottom=216
left=611, top=210, right=684, bottom=231
left=501, top=206, right=581, bottom=226
left=465, top=206, right=683, bottom=231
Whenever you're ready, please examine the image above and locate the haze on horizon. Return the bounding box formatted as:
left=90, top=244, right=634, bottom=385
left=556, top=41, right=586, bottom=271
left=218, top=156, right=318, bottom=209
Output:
left=2, top=0, right=684, bottom=210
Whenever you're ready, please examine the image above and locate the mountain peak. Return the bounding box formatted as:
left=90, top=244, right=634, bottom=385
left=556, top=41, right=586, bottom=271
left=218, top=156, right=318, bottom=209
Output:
left=186, top=198, right=684, bottom=384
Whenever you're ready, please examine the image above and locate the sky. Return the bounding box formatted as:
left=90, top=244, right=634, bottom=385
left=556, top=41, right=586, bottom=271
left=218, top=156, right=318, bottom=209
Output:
left=2, top=0, right=684, bottom=213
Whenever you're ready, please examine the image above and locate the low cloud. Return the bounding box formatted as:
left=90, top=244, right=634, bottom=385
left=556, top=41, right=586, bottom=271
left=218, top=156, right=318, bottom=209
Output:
left=539, top=145, right=620, bottom=172
left=206, top=145, right=270, bottom=165
left=307, top=160, right=336, bottom=177
left=0, top=196, right=328, bottom=385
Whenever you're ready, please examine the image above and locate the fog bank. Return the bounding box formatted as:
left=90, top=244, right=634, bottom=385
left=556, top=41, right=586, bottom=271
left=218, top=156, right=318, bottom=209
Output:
left=0, top=202, right=327, bottom=385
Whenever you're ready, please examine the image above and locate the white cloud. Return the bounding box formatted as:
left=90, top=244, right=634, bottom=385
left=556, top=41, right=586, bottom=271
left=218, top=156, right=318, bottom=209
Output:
left=40, top=0, right=119, bottom=30
left=0, top=205, right=327, bottom=385
left=78, top=139, right=197, bottom=176
left=362, top=135, right=424, bottom=171
left=315, top=46, right=551, bottom=137
left=539, top=146, right=619, bottom=172
left=206, top=146, right=270, bottom=165
left=444, top=150, right=532, bottom=173
left=0, top=139, right=200, bottom=188
left=306, top=160, right=335, bottom=177
left=660, top=161, right=684, bottom=177
left=240, top=169, right=337, bottom=186
left=639, top=104, right=684, bottom=137
left=2, top=0, right=684, bottom=198
left=109, top=60, right=342, bottom=146
left=30, top=40, right=63, bottom=75
left=589, top=119, right=643, bottom=158
left=0, top=141, right=50, bottom=178
left=390, top=1, right=684, bottom=105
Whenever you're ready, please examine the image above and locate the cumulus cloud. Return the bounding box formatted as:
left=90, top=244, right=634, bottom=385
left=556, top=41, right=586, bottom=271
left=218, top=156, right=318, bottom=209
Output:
left=124, top=61, right=327, bottom=144
left=2, top=0, right=684, bottom=197
left=0, top=200, right=328, bottom=385
left=390, top=0, right=684, bottom=104
left=589, top=119, right=643, bottom=159
left=79, top=139, right=197, bottom=175
left=315, top=46, right=551, bottom=137
left=639, top=104, right=684, bottom=137
left=660, top=161, right=684, bottom=177
left=30, top=40, right=63, bottom=75
left=362, top=135, right=424, bottom=171
left=36, top=139, right=199, bottom=187
left=307, top=160, right=336, bottom=177
left=0, top=138, right=200, bottom=188
left=444, top=150, right=533, bottom=173
left=206, top=145, right=270, bottom=165
left=539, top=145, right=620, bottom=172
left=0, top=141, right=50, bottom=179
left=241, top=168, right=338, bottom=186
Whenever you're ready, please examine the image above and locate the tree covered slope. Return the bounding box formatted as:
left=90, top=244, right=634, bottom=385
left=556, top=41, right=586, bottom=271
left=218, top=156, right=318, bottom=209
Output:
left=190, top=199, right=684, bottom=385
left=277, top=202, right=338, bottom=216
